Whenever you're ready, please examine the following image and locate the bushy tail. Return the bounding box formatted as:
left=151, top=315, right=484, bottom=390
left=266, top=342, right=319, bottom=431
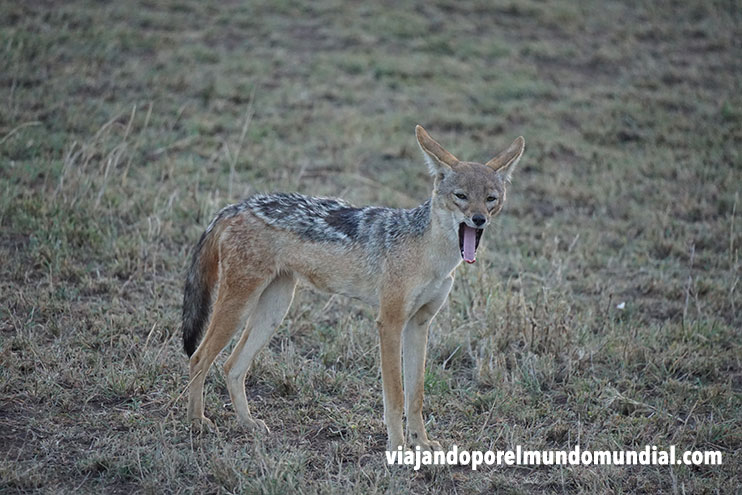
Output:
left=182, top=222, right=221, bottom=357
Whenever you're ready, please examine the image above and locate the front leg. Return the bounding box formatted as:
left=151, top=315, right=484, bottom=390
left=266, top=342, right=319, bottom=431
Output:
left=377, top=303, right=407, bottom=451
left=403, top=276, right=453, bottom=451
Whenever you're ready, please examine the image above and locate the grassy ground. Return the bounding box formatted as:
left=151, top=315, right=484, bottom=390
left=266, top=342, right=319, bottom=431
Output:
left=1, top=0, right=740, bottom=492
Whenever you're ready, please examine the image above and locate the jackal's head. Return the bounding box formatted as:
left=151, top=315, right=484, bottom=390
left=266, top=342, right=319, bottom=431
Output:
left=416, top=125, right=524, bottom=264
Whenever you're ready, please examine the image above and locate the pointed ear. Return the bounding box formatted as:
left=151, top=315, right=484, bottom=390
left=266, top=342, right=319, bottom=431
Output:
left=485, top=136, right=525, bottom=182
left=415, top=125, right=460, bottom=177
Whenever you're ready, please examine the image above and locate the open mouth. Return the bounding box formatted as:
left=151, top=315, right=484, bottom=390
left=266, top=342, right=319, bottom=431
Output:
left=458, top=223, right=484, bottom=264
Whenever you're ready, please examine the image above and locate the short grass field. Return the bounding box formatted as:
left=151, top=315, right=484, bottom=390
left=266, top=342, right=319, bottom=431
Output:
left=1, top=0, right=740, bottom=492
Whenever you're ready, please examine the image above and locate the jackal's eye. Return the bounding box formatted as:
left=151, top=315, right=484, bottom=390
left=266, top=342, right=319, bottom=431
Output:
left=454, top=192, right=467, bottom=200
left=487, top=195, right=498, bottom=202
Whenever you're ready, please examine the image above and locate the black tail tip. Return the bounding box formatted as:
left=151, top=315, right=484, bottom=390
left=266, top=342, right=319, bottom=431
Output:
left=183, top=328, right=197, bottom=357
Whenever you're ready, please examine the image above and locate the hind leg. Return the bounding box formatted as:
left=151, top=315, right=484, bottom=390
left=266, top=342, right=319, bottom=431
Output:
left=223, top=273, right=296, bottom=432
left=187, top=276, right=268, bottom=427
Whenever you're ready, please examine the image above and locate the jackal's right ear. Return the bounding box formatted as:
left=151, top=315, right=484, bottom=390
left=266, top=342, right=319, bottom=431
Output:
left=485, top=136, right=525, bottom=183
left=415, top=125, right=460, bottom=177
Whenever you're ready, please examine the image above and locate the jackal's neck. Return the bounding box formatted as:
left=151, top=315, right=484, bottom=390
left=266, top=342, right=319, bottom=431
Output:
left=427, top=197, right=457, bottom=239
left=427, top=195, right=463, bottom=261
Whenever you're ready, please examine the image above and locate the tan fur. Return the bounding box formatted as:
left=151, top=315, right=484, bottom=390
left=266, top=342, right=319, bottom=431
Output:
left=185, top=126, right=525, bottom=451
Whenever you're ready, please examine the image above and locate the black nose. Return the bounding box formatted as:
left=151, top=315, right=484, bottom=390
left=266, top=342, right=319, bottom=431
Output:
left=472, top=214, right=486, bottom=227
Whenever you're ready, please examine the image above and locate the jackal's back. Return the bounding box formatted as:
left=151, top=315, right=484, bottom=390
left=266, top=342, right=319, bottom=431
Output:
left=237, top=193, right=431, bottom=252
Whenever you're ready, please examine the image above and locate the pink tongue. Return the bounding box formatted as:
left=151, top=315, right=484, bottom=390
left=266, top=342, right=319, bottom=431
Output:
left=462, top=225, right=477, bottom=263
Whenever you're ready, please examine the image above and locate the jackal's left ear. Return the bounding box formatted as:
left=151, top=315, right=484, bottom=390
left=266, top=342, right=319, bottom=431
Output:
left=485, top=136, right=525, bottom=183
left=416, top=125, right=460, bottom=177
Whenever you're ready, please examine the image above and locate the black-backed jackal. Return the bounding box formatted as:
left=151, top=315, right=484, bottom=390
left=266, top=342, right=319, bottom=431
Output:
left=182, top=125, right=524, bottom=450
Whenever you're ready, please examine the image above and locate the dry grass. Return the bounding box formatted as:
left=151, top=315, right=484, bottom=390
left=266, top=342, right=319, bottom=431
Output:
left=1, top=0, right=740, bottom=493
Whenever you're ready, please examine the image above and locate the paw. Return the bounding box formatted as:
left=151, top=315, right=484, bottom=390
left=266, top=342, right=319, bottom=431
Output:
left=242, top=417, right=270, bottom=435
left=190, top=416, right=216, bottom=433
left=387, top=437, right=405, bottom=452
left=408, top=432, right=443, bottom=452
left=417, top=439, right=443, bottom=452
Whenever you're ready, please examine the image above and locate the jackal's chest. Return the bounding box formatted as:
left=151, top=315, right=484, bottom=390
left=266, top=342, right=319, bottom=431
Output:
left=428, top=236, right=463, bottom=278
